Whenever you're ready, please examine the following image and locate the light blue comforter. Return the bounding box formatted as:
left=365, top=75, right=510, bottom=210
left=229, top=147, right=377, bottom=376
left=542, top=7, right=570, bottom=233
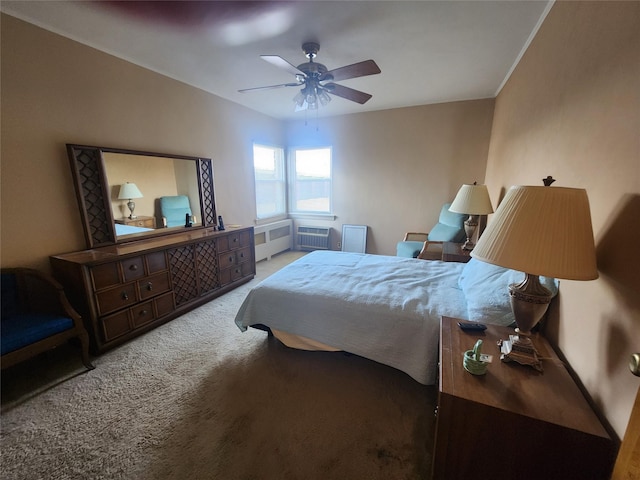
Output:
left=235, top=251, right=468, bottom=385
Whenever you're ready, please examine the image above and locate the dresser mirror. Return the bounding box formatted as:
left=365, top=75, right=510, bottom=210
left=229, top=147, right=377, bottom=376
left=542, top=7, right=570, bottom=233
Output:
left=67, top=144, right=217, bottom=249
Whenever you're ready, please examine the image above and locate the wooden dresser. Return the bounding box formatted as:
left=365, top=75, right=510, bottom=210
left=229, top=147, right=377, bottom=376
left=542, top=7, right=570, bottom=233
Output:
left=434, top=316, right=616, bottom=480
left=51, top=226, right=254, bottom=354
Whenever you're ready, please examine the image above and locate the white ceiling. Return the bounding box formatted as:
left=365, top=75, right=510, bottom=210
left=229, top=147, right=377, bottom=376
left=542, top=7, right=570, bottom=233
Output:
left=1, top=1, right=553, bottom=121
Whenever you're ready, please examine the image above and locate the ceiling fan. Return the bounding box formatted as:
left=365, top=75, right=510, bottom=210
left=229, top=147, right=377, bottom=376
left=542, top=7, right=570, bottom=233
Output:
left=238, top=42, right=381, bottom=112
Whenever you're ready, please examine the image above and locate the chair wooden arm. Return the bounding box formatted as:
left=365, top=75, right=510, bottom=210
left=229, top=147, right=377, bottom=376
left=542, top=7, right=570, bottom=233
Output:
left=417, top=241, right=444, bottom=260
left=4, top=268, right=76, bottom=317
left=403, top=232, right=429, bottom=242
left=1, top=267, right=94, bottom=370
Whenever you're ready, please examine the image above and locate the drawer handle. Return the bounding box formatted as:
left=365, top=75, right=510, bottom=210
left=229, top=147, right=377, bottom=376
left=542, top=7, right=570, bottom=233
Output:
left=228, top=256, right=234, bottom=263
left=233, top=238, right=238, bottom=243
left=239, top=253, right=245, bottom=258
left=146, top=282, right=153, bottom=291
left=235, top=268, right=240, bottom=274
left=129, top=264, right=138, bottom=271
left=121, top=291, right=129, bottom=301
left=140, top=310, right=148, bottom=316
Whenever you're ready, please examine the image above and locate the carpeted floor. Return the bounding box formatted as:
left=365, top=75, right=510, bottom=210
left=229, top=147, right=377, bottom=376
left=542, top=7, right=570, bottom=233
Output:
left=1, top=251, right=437, bottom=480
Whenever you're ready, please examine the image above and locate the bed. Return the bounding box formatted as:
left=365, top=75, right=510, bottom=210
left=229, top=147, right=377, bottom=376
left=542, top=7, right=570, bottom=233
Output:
left=114, top=223, right=154, bottom=236
left=234, top=250, right=558, bottom=385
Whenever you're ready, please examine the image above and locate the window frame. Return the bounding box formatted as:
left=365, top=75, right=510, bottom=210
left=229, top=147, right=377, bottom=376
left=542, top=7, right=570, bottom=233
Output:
left=287, top=146, right=333, bottom=216
left=252, top=143, right=287, bottom=223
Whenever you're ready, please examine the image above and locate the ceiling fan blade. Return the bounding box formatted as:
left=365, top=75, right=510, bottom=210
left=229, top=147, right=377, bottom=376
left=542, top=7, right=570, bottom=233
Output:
left=261, top=55, right=306, bottom=76
left=324, top=83, right=373, bottom=104
left=238, top=82, right=302, bottom=93
left=322, top=60, right=381, bottom=82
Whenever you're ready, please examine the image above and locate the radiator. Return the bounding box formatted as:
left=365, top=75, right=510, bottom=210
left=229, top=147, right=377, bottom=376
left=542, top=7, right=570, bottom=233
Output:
left=254, top=219, right=293, bottom=261
left=297, top=226, right=331, bottom=251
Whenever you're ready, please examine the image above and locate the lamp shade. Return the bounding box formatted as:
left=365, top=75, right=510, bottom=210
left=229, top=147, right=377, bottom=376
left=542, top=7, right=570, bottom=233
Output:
left=117, top=183, right=143, bottom=200
left=471, top=185, right=598, bottom=280
left=449, top=184, right=494, bottom=215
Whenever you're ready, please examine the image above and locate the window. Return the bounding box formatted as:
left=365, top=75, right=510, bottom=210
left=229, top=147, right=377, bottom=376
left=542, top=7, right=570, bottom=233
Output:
left=288, top=147, right=332, bottom=214
left=253, top=144, right=286, bottom=220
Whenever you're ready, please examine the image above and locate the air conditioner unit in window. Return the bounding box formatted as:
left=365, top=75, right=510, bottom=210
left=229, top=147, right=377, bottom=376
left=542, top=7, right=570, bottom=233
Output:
left=297, top=226, right=331, bottom=251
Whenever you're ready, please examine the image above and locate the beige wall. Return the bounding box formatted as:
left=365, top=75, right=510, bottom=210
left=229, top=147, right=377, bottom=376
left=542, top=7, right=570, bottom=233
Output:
left=285, top=100, right=495, bottom=254
left=485, top=1, right=640, bottom=438
left=1, top=14, right=283, bottom=270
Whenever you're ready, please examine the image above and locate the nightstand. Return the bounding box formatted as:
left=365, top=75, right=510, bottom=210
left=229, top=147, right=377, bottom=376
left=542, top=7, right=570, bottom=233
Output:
left=417, top=242, right=471, bottom=262
left=115, top=216, right=156, bottom=229
left=433, top=316, right=615, bottom=480
left=441, top=242, right=471, bottom=263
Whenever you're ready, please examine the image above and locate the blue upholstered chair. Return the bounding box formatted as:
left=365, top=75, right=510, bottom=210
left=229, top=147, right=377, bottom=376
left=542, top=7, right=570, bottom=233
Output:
left=160, top=195, right=193, bottom=228
left=396, top=203, right=467, bottom=258
left=1, top=268, right=94, bottom=370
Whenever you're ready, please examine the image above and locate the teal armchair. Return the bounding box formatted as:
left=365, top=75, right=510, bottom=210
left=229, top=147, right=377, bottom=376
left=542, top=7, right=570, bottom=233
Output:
left=160, top=195, right=193, bottom=228
left=396, top=203, right=467, bottom=258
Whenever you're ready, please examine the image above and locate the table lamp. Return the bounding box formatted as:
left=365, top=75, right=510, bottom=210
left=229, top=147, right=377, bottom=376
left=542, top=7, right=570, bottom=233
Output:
left=449, top=182, right=494, bottom=250
left=118, top=182, right=143, bottom=219
left=471, top=180, right=598, bottom=370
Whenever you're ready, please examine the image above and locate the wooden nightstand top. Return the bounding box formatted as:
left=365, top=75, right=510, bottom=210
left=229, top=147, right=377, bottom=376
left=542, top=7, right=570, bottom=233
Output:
left=441, top=242, right=471, bottom=263
left=417, top=242, right=471, bottom=262
left=115, top=215, right=155, bottom=224
left=440, top=316, right=610, bottom=439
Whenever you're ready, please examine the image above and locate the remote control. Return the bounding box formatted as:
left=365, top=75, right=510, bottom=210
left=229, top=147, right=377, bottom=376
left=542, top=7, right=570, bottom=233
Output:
left=457, top=322, right=487, bottom=331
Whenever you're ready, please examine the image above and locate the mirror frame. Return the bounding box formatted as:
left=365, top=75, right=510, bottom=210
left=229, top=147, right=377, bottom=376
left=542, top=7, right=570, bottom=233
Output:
left=67, top=144, right=217, bottom=249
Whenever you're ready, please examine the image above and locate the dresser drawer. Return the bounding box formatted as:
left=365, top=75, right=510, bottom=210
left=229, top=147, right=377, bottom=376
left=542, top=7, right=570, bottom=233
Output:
left=122, top=256, right=145, bottom=282
left=146, top=251, right=167, bottom=274
left=218, top=251, right=238, bottom=269
left=131, top=218, right=155, bottom=228
left=218, top=246, right=252, bottom=270
left=218, top=234, right=239, bottom=253
left=91, top=262, right=120, bottom=290
left=91, top=255, right=149, bottom=290
left=138, top=272, right=171, bottom=300
left=217, top=230, right=251, bottom=252
left=236, top=246, right=251, bottom=264
left=154, top=292, right=175, bottom=317
left=131, top=301, right=155, bottom=328
left=96, top=283, right=137, bottom=316
left=101, top=310, right=132, bottom=342
left=219, top=262, right=252, bottom=286
left=100, top=296, right=172, bottom=342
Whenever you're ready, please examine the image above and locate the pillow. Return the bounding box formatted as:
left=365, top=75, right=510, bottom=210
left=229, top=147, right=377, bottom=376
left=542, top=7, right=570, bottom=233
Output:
left=459, top=258, right=559, bottom=327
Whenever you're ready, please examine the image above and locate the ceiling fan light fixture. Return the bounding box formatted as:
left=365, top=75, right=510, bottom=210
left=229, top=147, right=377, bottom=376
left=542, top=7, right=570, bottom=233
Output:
left=293, top=90, right=305, bottom=107
left=306, top=93, right=318, bottom=110
left=318, top=89, right=331, bottom=106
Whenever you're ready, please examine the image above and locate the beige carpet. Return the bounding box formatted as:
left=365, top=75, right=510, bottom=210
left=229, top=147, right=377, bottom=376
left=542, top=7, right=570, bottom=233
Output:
left=1, top=251, right=437, bottom=480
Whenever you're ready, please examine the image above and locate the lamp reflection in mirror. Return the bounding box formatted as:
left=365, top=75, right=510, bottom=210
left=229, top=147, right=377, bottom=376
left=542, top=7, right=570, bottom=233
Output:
left=471, top=182, right=598, bottom=371
left=449, top=182, right=494, bottom=250
left=117, top=182, right=143, bottom=219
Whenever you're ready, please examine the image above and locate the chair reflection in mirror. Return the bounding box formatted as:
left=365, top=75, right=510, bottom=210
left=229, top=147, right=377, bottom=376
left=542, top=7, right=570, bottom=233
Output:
left=160, top=195, right=193, bottom=228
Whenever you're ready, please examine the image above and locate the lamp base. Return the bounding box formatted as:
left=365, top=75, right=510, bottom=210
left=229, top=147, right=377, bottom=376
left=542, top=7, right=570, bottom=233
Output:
left=462, top=215, right=478, bottom=250
left=461, top=239, right=475, bottom=251
left=127, top=200, right=137, bottom=219
left=500, top=332, right=543, bottom=372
